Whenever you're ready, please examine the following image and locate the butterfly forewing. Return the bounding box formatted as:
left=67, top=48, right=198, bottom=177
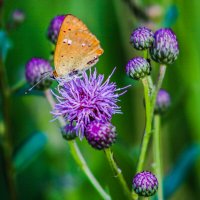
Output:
left=54, top=15, right=103, bottom=77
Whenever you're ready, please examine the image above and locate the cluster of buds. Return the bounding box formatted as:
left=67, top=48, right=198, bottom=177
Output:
left=126, top=26, right=179, bottom=80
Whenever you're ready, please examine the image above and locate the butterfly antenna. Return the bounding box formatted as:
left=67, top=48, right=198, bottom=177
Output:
left=25, top=71, right=52, bottom=94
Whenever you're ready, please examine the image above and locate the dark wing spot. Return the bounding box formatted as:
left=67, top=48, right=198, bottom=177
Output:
left=69, top=70, right=79, bottom=76
left=87, top=57, right=98, bottom=65
left=68, top=28, right=71, bottom=31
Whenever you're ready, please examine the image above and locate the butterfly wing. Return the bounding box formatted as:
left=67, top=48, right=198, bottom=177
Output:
left=54, top=15, right=103, bottom=77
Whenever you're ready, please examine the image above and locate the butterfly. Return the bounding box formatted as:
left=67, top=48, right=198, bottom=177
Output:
left=53, top=14, right=104, bottom=78
left=26, top=14, right=104, bottom=93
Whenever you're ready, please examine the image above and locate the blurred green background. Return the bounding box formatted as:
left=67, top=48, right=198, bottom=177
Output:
left=0, top=0, right=200, bottom=199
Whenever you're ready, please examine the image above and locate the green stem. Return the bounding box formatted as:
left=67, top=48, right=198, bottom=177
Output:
left=44, top=89, right=111, bottom=200
left=151, top=65, right=167, bottom=116
left=0, top=57, right=17, bottom=200
left=132, top=65, right=167, bottom=200
left=136, top=77, right=152, bottom=173
left=132, top=77, right=153, bottom=200
left=153, top=114, right=163, bottom=200
left=104, top=148, right=132, bottom=200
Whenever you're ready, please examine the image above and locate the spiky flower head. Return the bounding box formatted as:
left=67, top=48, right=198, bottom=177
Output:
left=130, top=27, right=154, bottom=50
left=150, top=28, right=179, bottom=64
left=155, top=89, right=171, bottom=114
left=25, top=58, right=52, bottom=90
left=47, top=15, right=65, bottom=44
left=85, top=121, right=116, bottom=150
left=133, top=171, right=158, bottom=197
left=52, top=69, right=126, bottom=139
left=61, top=124, right=77, bottom=141
left=126, top=57, right=151, bottom=80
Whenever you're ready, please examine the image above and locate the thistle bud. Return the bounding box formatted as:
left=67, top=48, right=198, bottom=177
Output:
left=85, top=121, right=116, bottom=150
left=25, top=58, right=52, bottom=90
left=47, top=15, right=65, bottom=44
left=130, top=27, right=154, bottom=50
left=126, top=57, right=151, bottom=80
left=61, top=124, right=77, bottom=141
left=133, top=171, right=158, bottom=197
left=155, top=89, right=171, bottom=114
left=150, top=28, right=179, bottom=64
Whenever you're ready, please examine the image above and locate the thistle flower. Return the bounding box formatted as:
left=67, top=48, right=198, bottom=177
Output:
left=155, top=89, right=171, bottom=114
left=150, top=28, right=179, bottom=64
left=47, top=15, right=65, bottom=44
left=52, top=69, right=127, bottom=139
left=133, top=171, right=158, bottom=197
left=85, top=121, right=116, bottom=150
left=61, top=124, right=77, bottom=141
left=126, top=57, right=151, bottom=80
left=25, top=58, right=53, bottom=90
left=130, top=27, right=154, bottom=50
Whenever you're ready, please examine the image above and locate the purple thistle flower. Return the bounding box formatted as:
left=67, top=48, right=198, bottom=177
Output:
left=150, top=28, right=179, bottom=64
left=52, top=69, right=127, bottom=139
left=133, top=171, right=158, bottom=197
left=47, top=15, right=65, bottom=44
left=85, top=121, right=116, bottom=150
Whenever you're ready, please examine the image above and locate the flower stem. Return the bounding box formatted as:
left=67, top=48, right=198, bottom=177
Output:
left=44, top=89, right=111, bottom=200
left=69, top=141, right=111, bottom=200
left=0, top=57, right=17, bottom=200
left=153, top=114, right=163, bottom=200
left=136, top=77, right=152, bottom=173
left=132, top=77, right=153, bottom=200
left=104, top=148, right=132, bottom=200
left=132, top=65, right=167, bottom=200
left=151, top=65, right=166, bottom=116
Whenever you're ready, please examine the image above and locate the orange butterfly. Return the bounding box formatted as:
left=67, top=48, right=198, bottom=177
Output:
left=26, top=14, right=103, bottom=93
left=53, top=14, right=104, bottom=78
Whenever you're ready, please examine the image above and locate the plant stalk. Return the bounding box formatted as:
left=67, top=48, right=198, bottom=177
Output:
left=151, top=65, right=166, bottom=116
left=136, top=77, right=152, bottom=173
left=132, top=65, right=166, bottom=200
left=153, top=114, right=163, bottom=200
left=104, top=148, right=132, bottom=200
left=44, top=89, right=111, bottom=200
left=0, top=57, right=17, bottom=200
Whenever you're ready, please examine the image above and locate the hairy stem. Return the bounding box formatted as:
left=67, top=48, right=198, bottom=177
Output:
left=44, top=89, right=111, bottom=200
left=153, top=114, right=163, bottom=200
left=104, top=148, right=132, bottom=200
